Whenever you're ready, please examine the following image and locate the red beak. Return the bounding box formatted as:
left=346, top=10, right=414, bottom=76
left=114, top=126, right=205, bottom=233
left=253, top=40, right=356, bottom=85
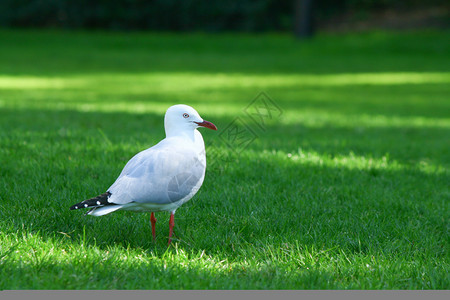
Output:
left=195, top=120, right=217, bottom=131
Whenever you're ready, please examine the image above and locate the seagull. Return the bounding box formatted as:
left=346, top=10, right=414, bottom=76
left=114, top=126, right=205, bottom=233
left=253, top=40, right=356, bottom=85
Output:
left=70, top=104, right=217, bottom=245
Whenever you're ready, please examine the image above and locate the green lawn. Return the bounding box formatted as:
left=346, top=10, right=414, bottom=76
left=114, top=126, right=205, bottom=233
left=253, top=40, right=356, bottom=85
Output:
left=0, top=29, right=449, bottom=289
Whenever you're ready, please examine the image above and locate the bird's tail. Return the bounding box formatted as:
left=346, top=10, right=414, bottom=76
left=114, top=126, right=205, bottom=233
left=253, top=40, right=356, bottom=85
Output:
left=70, top=192, right=115, bottom=215
left=87, top=205, right=123, bottom=216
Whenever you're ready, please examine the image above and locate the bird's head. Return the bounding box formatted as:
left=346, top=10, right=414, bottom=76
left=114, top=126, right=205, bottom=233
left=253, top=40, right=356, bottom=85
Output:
left=164, top=104, right=217, bottom=137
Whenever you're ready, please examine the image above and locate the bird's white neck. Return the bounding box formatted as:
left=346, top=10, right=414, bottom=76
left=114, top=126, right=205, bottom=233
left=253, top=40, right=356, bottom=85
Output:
left=165, top=127, right=196, bottom=142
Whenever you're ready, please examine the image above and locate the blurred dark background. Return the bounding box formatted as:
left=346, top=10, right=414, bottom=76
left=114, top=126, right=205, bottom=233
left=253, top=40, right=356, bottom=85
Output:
left=0, top=0, right=448, bottom=33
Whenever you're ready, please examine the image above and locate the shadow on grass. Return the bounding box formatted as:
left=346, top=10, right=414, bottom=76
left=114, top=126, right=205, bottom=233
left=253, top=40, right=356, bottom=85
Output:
left=1, top=104, right=448, bottom=167
left=1, top=79, right=449, bottom=119
left=0, top=30, right=449, bottom=77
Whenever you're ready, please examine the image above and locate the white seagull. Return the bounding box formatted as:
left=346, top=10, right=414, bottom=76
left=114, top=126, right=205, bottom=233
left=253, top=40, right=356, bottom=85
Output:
left=70, top=104, right=217, bottom=245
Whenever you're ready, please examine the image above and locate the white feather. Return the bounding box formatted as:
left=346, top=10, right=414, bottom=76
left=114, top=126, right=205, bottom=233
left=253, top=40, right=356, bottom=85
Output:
left=88, top=205, right=124, bottom=216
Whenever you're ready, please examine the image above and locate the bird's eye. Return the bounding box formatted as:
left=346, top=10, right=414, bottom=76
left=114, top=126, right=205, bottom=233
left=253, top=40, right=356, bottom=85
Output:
left=183, top=113, right=189, bottom=118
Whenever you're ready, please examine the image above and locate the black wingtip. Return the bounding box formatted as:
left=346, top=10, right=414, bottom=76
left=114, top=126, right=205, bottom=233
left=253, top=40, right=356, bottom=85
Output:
left=69, top=192, right=112, bottom=211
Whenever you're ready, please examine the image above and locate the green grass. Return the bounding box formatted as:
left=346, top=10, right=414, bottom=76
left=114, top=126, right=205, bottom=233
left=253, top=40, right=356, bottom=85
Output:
left=0, top=29, right=449, bottom=289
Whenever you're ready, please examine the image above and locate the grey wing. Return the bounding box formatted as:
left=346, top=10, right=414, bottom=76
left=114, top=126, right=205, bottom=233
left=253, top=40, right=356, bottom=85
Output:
left=115, top=148, right=150, bottom=179
left=107, top=147, right=206, bottom=205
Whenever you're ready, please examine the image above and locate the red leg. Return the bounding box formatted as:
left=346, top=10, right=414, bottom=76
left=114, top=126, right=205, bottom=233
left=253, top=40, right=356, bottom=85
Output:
left=150, top=212, right=157, bottom=241
left=168, top=212, right=175, bottom=245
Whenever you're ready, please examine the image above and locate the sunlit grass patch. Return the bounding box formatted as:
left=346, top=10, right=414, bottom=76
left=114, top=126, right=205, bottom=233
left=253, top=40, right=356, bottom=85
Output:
left=1, top=71, right=449, bottom=89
